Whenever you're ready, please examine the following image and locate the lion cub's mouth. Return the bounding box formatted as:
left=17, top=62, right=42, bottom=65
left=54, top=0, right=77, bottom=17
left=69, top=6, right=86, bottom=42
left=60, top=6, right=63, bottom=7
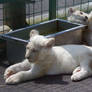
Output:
left=28, top=59, right=34, bottom=63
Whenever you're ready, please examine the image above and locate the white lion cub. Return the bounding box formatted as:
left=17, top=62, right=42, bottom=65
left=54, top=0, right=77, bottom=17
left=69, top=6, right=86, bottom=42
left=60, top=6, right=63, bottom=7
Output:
left=4, top=30, right=92, bottom=84
left=68, top=8, right=92, bottom=45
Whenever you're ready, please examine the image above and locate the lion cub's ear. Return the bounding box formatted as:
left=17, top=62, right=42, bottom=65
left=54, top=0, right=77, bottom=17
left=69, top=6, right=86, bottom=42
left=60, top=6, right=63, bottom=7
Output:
left=30, top=29, right=39, bottom=37
left=68, top=8, right=75, bottom=15
left=44, top=38, right=55, bottom=47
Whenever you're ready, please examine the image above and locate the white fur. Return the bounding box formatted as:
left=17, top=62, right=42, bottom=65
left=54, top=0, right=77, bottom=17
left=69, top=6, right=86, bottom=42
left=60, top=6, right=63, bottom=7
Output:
left=4, top=30, right=92, bottom=84
left=88, top=11, right=92, bottom=42
left=67, top=8, right=92, bottom=46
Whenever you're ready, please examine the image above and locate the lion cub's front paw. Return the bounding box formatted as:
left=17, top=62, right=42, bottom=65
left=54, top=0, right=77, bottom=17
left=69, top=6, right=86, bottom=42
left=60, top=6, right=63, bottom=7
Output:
left=5, top=74, right=20, bottom=84
left=4, top=69, right=15, bottom=80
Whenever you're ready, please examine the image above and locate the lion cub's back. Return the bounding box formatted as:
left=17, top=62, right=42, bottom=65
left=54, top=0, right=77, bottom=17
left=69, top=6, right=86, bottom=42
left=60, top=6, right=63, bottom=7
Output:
left=52, top=45, right=92, bottom=62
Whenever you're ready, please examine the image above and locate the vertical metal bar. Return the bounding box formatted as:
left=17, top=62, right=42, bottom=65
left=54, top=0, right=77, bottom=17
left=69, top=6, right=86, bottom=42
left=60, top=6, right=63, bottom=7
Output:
left=49, top=0, right=56, bottom=20
left=41, top=0, right=43, bottom=22
left=56, top=0, right=58, bottom=18
left=65, top=0, right=67, bottom=18
left=87, top=0, right=89, bottom=13
left=2, top=3, right=4, bottom=33
left=2, top=4, right=4, bottom=33
left=80, top=0, right=82, bottom=10
left=33, top=0, right=35, bottom=24
left=28, top=3, right=31, bottom=25
left=73, top=0, right=75, bottom=7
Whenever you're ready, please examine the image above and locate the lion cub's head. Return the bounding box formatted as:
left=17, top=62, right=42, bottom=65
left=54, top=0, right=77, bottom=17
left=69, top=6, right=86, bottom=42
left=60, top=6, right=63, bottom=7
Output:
left=68, top=8, right=88, bottom=25
left=25, top=30, right=55, bottom=63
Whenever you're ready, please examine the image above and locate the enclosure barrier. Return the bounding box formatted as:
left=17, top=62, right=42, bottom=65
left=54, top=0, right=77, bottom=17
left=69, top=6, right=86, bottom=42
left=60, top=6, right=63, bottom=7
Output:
left=0, top=19, right=85, bottom=64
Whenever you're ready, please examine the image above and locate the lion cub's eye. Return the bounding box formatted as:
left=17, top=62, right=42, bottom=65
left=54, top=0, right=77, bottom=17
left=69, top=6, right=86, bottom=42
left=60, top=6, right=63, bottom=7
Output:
left=26, top=47, right=29, bottom=49
left=32, top=49, right=38, bottom=52
left=80, top=12, right=83, bottom=15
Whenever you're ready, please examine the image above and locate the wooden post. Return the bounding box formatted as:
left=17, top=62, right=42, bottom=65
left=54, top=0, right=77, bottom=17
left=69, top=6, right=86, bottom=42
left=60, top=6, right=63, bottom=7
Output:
left=3, top=2, right=27, bottom=30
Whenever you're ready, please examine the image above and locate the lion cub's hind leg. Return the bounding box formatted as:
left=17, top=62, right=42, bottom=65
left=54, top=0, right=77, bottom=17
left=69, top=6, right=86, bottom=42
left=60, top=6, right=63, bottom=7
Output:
left=71, top=68, right=89, bottom=81
left=71, top=61, right=92, bottom=81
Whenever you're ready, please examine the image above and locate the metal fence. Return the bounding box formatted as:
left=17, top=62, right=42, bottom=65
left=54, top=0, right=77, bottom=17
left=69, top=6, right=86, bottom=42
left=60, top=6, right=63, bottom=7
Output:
left=56, top=0, right=92, bottom=18
left=0, top=0, right=92, bottom=34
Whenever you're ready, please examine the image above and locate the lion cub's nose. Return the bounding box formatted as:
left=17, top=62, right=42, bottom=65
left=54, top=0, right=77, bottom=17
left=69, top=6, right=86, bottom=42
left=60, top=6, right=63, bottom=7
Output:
left=27, top=56, right=30, bottom=59
left=25, top=55, right=30, bottom=59
left=85, top=16, right=88, bottom=20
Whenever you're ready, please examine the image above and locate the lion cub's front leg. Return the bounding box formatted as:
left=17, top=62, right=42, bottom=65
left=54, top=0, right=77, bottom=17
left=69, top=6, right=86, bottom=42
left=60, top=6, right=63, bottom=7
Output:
left=4, top=59, right=31, bottom=80
left=5, top=64, right=45, bottom=84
